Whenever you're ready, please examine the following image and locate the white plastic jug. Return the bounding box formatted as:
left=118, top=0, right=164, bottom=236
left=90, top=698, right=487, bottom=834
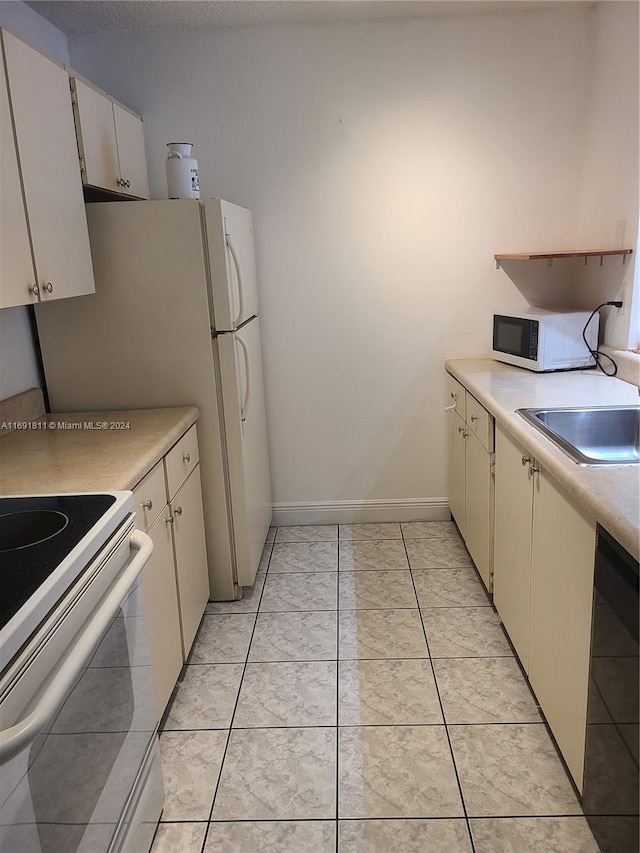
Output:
left=166, top=142, right=200, bottom=199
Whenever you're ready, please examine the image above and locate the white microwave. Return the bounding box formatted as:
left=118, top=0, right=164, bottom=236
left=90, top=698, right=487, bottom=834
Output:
left=492, top=309, right=598, bottom=372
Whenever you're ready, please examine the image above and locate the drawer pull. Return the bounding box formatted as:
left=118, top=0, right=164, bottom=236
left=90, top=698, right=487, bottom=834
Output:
left=183, top=452, right=191, bottom=463
left=142, top=499, right=153, bottom=510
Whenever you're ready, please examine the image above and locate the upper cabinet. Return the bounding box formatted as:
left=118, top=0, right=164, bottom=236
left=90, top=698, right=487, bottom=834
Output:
left=0, top=33, right=34, bottom=308
left=0, top=29, right=95, bottom=308
left=71, top=76, right=149, bottom=199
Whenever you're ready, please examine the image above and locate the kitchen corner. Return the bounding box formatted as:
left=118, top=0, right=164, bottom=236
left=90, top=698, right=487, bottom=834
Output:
left=445, top=358, right=639, bottom=561
left=0, top=386, right=210, bottom=717
left=0, top=388, right=199, bottom=494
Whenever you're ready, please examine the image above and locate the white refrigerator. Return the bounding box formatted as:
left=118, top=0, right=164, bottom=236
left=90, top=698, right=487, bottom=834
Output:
left=35, top=199, right=272, bottom=600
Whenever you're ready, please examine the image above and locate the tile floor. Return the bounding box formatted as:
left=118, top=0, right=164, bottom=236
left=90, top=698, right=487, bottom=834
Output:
left=150, top=522, right=600, bottom=853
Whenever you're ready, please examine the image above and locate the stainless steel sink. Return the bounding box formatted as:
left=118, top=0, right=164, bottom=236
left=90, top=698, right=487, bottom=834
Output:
left=517, top=406, right=640, bottom=465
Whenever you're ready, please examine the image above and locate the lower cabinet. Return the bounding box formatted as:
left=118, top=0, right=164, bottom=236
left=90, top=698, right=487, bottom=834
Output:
left=493, top=424, right=535, bottom=669
left=493, top=423, right=596, bottom=791
left=170, top=465, right=210, bottom=659
left=142, top=507, right=183, bottom=716
left=448, top=410, right=467, bottom=535
left=446, top=373, right=494, bottom=591
left=529, top=469, right=595, bottom=790
left=133, top=424, right=210, bottom=717
left=464, top=428, right=493, bottom=591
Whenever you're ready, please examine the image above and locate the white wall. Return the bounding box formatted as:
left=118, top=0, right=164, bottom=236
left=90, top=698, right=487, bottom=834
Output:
left=575, top=0, right=639, bottom=348
left=68, top=6, right=599, bottom=518
left=0, top=0, right=69, bottom=401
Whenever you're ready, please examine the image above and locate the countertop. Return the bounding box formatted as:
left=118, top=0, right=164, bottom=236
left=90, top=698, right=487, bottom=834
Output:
left=445, top=359, right=639, bottom=560
left=0, top=396, right=199, bottom=494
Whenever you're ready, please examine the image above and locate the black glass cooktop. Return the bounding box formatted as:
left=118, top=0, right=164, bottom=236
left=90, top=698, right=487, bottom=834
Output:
left=0, top=494, right=117, bottom=631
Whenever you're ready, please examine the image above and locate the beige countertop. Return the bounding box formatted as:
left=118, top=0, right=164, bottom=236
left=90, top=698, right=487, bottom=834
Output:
left=0, top=398, right=199, bottom=494
left=445, top=358, right=639, bottom=560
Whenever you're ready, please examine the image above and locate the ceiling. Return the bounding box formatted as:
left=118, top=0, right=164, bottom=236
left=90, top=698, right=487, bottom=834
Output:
left=25, top=0, right=588, bottom=36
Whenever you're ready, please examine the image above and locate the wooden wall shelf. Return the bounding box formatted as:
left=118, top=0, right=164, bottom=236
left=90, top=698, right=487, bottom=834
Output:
left=494, top=249, right=633, bottom=269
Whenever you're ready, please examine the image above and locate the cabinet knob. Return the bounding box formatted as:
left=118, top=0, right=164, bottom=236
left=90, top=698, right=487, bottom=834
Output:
left=116, top=178, right=124, bottom=187
left=29, top=284, right=40, bottom=296
left=458, top=427, right=468, bottom=437
left=174, top=506, right=183, bottom=516
left=142, top=499, right=153, bottom=510
left=450, top=392, right=457, bottom=400
left=183, top=452, right=191, bottom=463
left=43, top=282, right=53, bottom=294
left=165, top=516, right=174, bottom=525
left=470, top=415, right=478, bottom=422
left=521, top=455, right=532, bottom=466
left=530, top=465, right=541, bottom=475
left=124, top=179, right=131, bottom=188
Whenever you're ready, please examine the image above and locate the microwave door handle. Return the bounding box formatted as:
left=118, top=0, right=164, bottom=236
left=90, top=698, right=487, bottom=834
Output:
left=226, top=233, right=244, bottom=328
left=0, top=530, right=153, bottom=767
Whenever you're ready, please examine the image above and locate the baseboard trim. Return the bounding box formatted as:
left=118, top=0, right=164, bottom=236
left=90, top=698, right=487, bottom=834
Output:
left=271, top=498, right=450, bottom=526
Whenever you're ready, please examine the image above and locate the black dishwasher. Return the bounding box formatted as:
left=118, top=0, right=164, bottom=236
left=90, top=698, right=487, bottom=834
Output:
left=583, top=525, right=639, bottom=853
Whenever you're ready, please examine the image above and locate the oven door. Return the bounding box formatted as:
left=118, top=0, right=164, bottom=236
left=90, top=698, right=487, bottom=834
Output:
left=0, top=527, right=162, bottom=853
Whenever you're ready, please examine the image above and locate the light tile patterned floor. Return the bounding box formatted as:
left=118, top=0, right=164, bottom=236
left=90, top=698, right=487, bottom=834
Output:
left=150, top=522, right=600, bottom=853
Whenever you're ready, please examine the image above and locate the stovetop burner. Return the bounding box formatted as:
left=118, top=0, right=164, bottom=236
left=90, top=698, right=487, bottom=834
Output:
left=0, top=494, right=117, bottom=632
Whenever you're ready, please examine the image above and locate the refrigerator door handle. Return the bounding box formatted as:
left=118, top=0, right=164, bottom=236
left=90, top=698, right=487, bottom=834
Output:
left=226, top=233, right=244, bottom=328
left=235, top=333, right=251, bottom=422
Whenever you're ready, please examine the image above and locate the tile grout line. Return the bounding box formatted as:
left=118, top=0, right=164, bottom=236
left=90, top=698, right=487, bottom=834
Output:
left=400, top=523, right=478, bottom=853
left=198, top=528, right=275, bottom=853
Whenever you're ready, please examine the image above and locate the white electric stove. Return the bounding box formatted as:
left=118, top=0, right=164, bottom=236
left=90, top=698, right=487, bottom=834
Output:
left=0, top=492, right=163, bottom=853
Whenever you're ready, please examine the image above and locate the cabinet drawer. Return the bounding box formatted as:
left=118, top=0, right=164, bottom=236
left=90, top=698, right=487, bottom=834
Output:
left=165, top=424, right=199, bottom=501
left=132, top=460, right=166, bottom=531
left=465, top=392, right=494, bottom=452
left=446, top=374, right=466, bottom=421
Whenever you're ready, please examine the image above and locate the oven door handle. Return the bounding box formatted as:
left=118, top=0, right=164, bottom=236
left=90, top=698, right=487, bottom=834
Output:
left=0, top=530, right=153, bottom=767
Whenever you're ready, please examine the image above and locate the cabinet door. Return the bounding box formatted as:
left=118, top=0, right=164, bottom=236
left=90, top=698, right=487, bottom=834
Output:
left=446, top=373, right=466, bottom=421
left=0, top=37, right=35, bottom=308
left=448, top=410, right=466, bottom=535
left=171, top=465, right=210, bottom=658
left=529, top=471, right=595, bottom=790
left=465, top=429, right=493, bottom=592
left=493, top=425, right=534, bottom=670
left=2, top=30, right=94, bottom=301
left=142, top=507, right=183, bottom=717
left=72, top=78, right=120, bottom=193
left=113, top=102, right=149, bottom=199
